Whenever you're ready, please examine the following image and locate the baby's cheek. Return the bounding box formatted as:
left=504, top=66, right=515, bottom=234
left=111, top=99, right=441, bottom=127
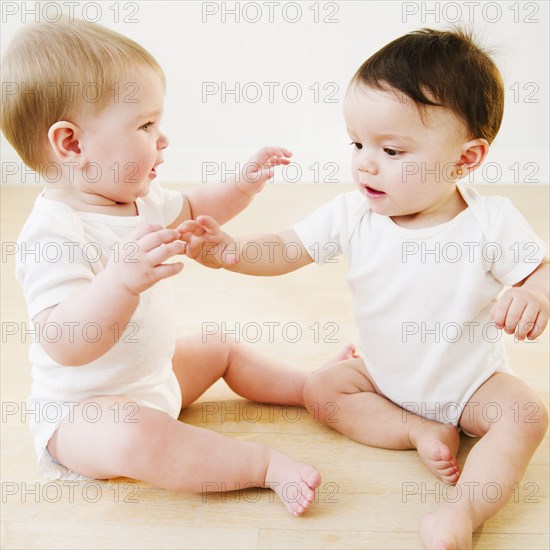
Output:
left=350, top=161, right=360, bottom=184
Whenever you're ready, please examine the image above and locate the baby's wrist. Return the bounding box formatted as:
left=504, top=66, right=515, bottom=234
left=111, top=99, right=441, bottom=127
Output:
left=103, top=266, right=141, bottom=299
left=233, top=179, right=257, bottom=198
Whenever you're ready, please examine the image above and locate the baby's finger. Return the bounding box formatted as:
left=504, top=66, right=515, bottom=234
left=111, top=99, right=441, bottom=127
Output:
left=153, top=261, right=184, bottom=282
left=129, top=223, right=164, bottom=242
left=515, top=302, right=540, bottom=340
left=490, top=292, right=513, bottom=329
left=177, top=220, right=202, bottom=237
left=140, top=228, right=181, bottom=253
left=176, top=220, right=195, bottom=231
left=527, top=310, right=548, bottom=340
left=148, top=239, right=187, bottom=266
left=266, top=146, right=292, bottom=159
left=182, top=236, right=200, bottom=260
left=277, top=156, right=292, bottom=165
left=263, top=157, right=291, bottom=167
left=196, top=215, right=222, bottom=235
left=179, top=228, right=206, bottom=242
left=183, top=235, right=216, bottom=261
left=502, top=297, right=528, bottom=334
left=254, top=146, right=292, bottom=163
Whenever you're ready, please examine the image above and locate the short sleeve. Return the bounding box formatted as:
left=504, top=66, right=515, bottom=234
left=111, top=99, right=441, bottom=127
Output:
left=292, top=193, right=357, bottom=264
left=16, top=215, right=95, bottom=320
left=488, top=198, right=547, bottom=286
left=138, top=181, right=184, bottom=226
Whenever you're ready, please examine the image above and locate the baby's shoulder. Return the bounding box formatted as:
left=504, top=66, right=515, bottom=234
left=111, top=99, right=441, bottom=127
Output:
left=17, top=194, right=84, bottom=244
left=461, top=185, right=516, bottom=212
left=459, top=185, right=513, bottom=211
left=460, top=185, right=518, bottom=229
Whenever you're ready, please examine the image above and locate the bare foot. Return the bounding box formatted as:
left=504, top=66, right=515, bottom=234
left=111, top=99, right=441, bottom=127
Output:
left=326, top=343, right=360, bottom=364
left=420, top=506, right=473, bottom=549
left=264, top=449, right=321, bottom=516
left=409, top=422, right=461, bottom=484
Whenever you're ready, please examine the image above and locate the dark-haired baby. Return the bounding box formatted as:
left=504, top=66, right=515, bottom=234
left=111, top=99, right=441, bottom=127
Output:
left=181, top=28, right=549, bottom=548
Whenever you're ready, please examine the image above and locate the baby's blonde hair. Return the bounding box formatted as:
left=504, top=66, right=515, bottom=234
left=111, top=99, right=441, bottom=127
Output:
left=1, top=18, right=165, bottom=174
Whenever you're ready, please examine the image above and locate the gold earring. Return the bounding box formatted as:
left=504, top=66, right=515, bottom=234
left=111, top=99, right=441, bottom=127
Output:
left=456, top=167, right=463, bottom=178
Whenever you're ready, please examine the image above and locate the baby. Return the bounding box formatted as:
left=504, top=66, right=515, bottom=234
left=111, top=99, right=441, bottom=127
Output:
left=180, top=28, right=549, bottom=548
left=1, top=18, right=322, bottom=515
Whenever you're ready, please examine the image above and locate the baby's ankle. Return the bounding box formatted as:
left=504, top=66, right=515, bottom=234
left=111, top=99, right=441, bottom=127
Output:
left=257, top=444, right=273, bottom=488
left=406, top=419, right=425, bottom=448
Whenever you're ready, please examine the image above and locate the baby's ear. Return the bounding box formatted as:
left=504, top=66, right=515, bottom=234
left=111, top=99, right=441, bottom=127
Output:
left=47, top=121, right=82, bottom=162
left=458, top=138, right=490, bottom=174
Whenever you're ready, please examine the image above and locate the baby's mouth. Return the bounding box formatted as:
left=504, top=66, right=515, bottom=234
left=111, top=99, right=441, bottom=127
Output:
left=363, top=185, right=386, bottom=197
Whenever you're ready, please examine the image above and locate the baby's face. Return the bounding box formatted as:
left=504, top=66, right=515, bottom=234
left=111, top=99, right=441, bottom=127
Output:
left=75, top=67, right=168, bottom=203
left=344, top=85, right=469, bottom=223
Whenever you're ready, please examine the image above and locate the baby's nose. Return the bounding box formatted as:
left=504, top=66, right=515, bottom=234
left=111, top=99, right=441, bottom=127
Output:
left=356, top=149, right=377, bottom=174
left=159, top=133, right=169, bottom=150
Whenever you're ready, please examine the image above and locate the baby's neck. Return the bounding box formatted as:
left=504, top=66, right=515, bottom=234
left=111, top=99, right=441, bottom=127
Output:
left=42, top=187, right=138, bottom=216
left=391, top=188, right=468, bottom=229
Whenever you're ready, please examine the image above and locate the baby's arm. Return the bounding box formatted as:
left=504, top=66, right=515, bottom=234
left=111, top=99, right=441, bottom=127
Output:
left=33, top=224, right=184, bottom=366
left=179, top=215, right=313, bottom=275
left=491, top=257, right=550, bottom=340
left=168, top=147, right=292, bottom=229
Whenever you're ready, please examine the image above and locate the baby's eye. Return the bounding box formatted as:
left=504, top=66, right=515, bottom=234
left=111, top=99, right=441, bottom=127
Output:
left=384, top=147, right=401, bottom=157
left=140, top=121, right=154, bottom=132
left=349, top=142, right=363, bottom=150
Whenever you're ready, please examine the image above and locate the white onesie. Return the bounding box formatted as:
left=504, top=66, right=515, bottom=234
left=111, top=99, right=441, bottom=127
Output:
left=293, top=185, right=547, bottom=425
left=16, top=181, right=184, bottom=479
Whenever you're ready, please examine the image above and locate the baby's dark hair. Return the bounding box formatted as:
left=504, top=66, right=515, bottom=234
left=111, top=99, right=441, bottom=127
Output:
left=351, top=28, right=504, bottom=143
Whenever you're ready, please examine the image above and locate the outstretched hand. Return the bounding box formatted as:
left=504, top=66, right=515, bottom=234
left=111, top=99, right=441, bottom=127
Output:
left=236, top=146, right=293, bottom=196
left=177, top=215, right=239, bottom=269
left=107, top=224, right=185, bottom=295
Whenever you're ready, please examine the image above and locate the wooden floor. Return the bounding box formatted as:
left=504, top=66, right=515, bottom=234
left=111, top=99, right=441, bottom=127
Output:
left=1, top=183, right=549, bottom=549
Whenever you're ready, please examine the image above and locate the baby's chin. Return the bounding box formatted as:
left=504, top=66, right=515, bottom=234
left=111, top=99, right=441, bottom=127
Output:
left=128, top=180, right=152, bottom=199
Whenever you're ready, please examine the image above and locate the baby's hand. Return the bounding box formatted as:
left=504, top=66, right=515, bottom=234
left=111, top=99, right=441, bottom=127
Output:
left=491, top=286, right=549, bottom=340
left=107, top=224, right=185, bottom=295
left=178, top=216, right=238, bottom=269
left=236, top=146, right=293, bottom=196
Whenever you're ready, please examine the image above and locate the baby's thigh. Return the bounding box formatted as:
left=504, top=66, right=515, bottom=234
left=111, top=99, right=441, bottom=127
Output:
left=459, top=372, right=548, bottom=438
left=48, top=396, right=174, bottom=479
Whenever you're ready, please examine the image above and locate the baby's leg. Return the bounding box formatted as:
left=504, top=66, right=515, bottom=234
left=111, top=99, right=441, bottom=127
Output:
left=420, top=372, right=548, bottom=549
left=47, top=396, right=320, bottom=515
left=172, top=333, right=310, bottom=408
left=303, top=359, right=461, bottom=483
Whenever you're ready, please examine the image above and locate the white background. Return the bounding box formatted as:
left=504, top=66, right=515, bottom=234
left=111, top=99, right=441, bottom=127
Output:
left=1, top=0, right=549, bottom=185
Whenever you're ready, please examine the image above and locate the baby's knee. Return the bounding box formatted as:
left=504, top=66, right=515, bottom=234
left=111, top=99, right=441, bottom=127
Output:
left=526, top=398, right=549, bottom=441
left=201, top=331, right=241, bottom=358
left=496, top=394, right=548, bottom=443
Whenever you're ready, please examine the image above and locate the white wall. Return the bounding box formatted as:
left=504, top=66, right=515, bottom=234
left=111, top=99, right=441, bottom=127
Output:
left=1, top=0, right=548, bottom=185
